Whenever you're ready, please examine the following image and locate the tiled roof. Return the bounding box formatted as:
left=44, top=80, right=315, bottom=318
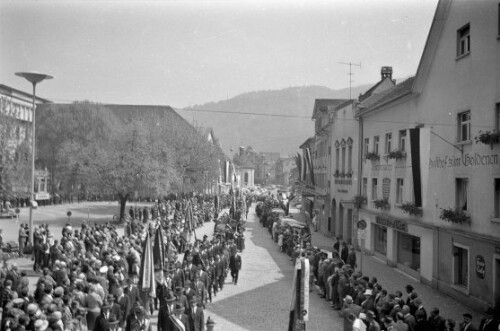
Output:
left=358, top=77, right=415, bottom=115
left=312, top=99, right=349, bottom=119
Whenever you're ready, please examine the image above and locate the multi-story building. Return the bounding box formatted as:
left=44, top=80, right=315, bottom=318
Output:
left=275, top=157, right=295, bottom=187
left=0, top=84, right=50, bottom=200
left=356, top=0, right=500, bottom=311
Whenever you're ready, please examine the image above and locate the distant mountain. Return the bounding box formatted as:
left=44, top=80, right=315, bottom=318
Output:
left=177, top=83, right=374, bottom=156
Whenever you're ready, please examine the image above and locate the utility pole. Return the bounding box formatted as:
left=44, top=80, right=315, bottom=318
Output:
left=338, top=61, right=361, bottom=100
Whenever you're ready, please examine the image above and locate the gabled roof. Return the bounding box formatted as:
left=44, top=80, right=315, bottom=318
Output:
left=358, top=76, right=395, bottom=102
left=412, top=0, right=452, bottom=94
left=312, top=99, right=349, bottom=119
left=299, top=137, right=315, bottom=149
left=357, top=77, right=416, bottom=117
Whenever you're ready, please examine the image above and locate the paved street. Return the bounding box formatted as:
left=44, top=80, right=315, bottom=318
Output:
left=287, top=207, right=484, bottom=326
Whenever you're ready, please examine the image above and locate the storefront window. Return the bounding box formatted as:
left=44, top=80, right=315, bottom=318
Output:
left=397, top=233, right=421, bottom=271
left=374, top=224, right=387, bottom=255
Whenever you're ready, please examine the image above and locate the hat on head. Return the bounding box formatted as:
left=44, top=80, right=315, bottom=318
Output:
left=206, top=316, right=216, bottom=326
left=343, top=295, right=353, bottom=304
left=13, top=298, right=24, bottom=306
left=99, top=266, right=108, bottom=274
left=52, top=311, right=62, bottom=320
left=34, top=319, right=49, bottom=330
left=27, top=303, right=39, bottom=315
left=54, top=287, right=64, bottom=297
left=364, top=289, right=373, bottom=296
left=484, top=306, right=495, bottom=316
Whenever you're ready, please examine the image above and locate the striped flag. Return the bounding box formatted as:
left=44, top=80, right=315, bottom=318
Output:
left=153, top=226, right=165, bottom=283
left=139, top=232, right=156, bottom=300
left=305, top=147, right=315, bottom=185
left=288, top=258, right=310, bottom=331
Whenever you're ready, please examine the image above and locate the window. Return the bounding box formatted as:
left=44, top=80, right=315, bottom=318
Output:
left=335, top=147, right=340, bottom=172
left=373, top=136, right=379, bottom=155
left=396, top=179, right=404, bottom=204
left=399, top=130, right=407, bottom=152
left=496, top=103, right=500, bottom=130
left=456, top=178, right=469, bottom=211
left=453, top=244, right=469, bottom=288
left=457, top=24, right=470, bottom=57
left=372, top=178, right=378, bottom=200
left=494, top=178, right=500, bottom=218
left=347, top=145, right=353, bottom=173
left=458, top=111, right=471, bottom=142
left=364, top=138, right=369, bottom=155
left=385, top=133, right=392, bottom=154
left=362, top=178, right=368, bottom=197
left=328, top=145, right=331, bottom=156
left=382, top=178, right=391, bottom=200
left=341, top=146, right=346, bottom=173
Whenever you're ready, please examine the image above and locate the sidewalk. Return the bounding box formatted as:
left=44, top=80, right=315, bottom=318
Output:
left=287, top=208, right=484, bottom=327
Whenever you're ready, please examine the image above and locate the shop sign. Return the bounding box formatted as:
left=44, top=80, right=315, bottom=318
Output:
left=376, top=216, right=408, bottom=232
left=475, top=255, right=486, bottom=279
left=429, top=152, right=499, bottom=169
left=35, top=193, right=50, bottom=200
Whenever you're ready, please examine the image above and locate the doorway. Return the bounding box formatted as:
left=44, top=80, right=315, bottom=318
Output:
left=346, top=209, right=353, bottom=244
left=339, top=204, right=344, bottom=240
left=331, top=199, right=337, bottom=235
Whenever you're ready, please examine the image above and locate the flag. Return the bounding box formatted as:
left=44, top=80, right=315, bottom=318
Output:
left=185, top=201, right=194, bottom=233
left=288, top=258, right=310, bottom=331
left=139, top=232, right=156, bottom=300
left=224, top=160, right=230, bottom=183
left=305, top=147, right=315, bottom=185
left=153, top=226, right=165, bottom=283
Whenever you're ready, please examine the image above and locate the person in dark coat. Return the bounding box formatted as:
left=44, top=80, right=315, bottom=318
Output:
left=229, top=253, right=242, bottom=285
left=478, top=307, right=499, bottom=331
left=94, top=302, right=116, bottom=331
left=186, top=297, right=204, bottom=331
left=428, top=307, right=446, bottom=331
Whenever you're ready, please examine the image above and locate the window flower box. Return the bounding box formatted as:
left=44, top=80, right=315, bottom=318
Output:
left=439, top=207, right=471, bottom=224
left=475, top=130, right=500, bottom=149
left=386, top=150, right=406, bottom=160
left=365, top=152, right=380, bottom=161
left=373, top=198, right=390, bottom=210
left=354, top=195, right=367, bottom=209
left=398, top=201, right=422, bottom=216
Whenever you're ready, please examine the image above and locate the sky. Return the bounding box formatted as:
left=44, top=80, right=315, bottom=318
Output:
left=0, top=0, right=438, bottom=109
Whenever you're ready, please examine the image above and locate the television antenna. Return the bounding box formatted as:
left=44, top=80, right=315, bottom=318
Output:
left=339, top=61, right=361, bottom=100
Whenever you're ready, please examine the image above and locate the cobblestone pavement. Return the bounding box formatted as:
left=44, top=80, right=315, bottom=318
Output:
left=288, top=207, right=484, bottom=328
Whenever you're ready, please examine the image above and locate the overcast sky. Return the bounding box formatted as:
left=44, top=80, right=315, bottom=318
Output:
left=0, top=0, right=438, bottom=108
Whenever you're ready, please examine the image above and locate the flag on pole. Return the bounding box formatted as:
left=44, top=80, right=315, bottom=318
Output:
left=288, top=258, right=309, bottom=331
left=185, top=201, right=194, bottom=233
left=139, top=232, right=156, bottom=300
left=305, top=147, right=315, bottom=185
left=153, top=226, right=165, bottom=283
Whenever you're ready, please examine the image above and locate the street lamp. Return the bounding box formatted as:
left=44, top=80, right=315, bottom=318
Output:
left=15, top=71, right=53, bottom=246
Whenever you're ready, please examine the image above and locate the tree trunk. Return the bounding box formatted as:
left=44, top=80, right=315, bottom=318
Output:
left=119, top=193, right=129, bottom=222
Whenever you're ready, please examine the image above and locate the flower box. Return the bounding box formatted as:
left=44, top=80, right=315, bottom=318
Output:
left=354, top=195, right=367, bottom=209
left=475, top=130, right=500, bottom=149
left=373, top=198, right=390, bottom=210
left=365, top=152, right=380, bottom=161
left=398, top=201, right=422, bottom=216
left=386, top=150, right=406, bottom=160
left=439, top=208, right=471, bottom=224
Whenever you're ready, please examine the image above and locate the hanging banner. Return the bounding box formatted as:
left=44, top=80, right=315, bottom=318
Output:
left=300, top=259, right=310, bottom=322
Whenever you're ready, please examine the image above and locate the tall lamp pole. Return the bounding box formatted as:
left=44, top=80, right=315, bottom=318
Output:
left=15, top=72, right=53, bottom=246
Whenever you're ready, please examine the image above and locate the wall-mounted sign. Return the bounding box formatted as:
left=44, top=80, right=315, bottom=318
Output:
left=357, top=220, right=367, bottom=230
left=475, top=255, right=486, bottom=279
left=429, top=153, right=499, bottom=169
left=35, top=193, right=50, bottom=200
left=376, top=216, right=408, bottom=232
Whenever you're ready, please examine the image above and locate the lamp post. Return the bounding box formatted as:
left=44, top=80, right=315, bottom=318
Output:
left=15, top=72, right=53, bottom=246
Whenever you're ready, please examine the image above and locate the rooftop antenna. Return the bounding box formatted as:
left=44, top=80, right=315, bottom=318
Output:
left=339, top=61, right=361, bottom=100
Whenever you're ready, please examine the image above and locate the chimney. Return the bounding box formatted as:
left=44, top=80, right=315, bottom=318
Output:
left=381, top=66, right=393, bottom=80
left=239, top=146, right=245, bottom=156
